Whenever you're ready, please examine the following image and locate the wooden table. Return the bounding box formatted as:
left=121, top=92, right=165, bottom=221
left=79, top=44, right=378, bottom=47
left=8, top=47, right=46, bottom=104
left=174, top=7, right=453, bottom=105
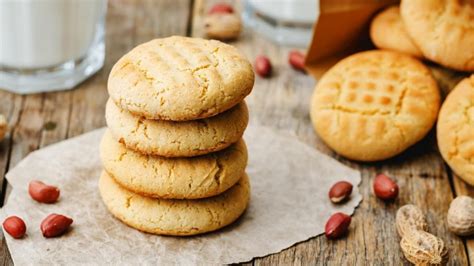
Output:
left=0, top=0, right=473, bottom=264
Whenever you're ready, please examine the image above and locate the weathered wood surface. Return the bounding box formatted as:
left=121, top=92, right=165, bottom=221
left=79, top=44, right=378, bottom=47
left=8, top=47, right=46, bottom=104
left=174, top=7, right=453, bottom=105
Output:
left=0, top=0, right=192, bottom=264
left=0, top=0, right=472, bottom=264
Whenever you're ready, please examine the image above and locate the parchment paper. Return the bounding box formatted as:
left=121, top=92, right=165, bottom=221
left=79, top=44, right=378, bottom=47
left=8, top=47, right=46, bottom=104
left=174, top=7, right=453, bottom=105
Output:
left=2, top=124, right=361, bottom=265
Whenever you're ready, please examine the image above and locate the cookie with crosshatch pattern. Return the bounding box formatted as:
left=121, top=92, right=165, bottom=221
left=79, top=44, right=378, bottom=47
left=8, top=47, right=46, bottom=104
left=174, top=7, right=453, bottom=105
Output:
left=370, top=6, right=423, bottom=58
left=100, top=130, right=247, bottom=199
left=400, top=0, right=474, bottom=71
left=310, top=50, right=440, bottom=161
left=99, top=170, right=250, bottom=236
left=437, top=75, right=474, bottom=186
left=105, top=98, right=248, bottom=157
left=108, top=36, right=254, bottom=121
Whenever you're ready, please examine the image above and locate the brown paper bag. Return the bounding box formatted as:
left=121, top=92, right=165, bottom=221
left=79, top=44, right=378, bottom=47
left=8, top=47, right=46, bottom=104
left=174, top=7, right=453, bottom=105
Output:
left=305, top=0, right=399, bottom=78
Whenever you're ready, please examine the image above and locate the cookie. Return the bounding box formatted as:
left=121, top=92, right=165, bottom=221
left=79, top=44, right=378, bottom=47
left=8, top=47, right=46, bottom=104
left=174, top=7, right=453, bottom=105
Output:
left=437, top=75, right=474, bottom=186
left=310, top=50, right=440, bottom=161
left=106, top=98, right=248, bottom=157
left=99, top=170, right=250, bottom=236
left=100, top=130, right=247, bottom=199
left=370, top=6, right=423, bottom=58
left=400, top=0, right=474, bottom=71
left=108, top=36, right=254, bottom=121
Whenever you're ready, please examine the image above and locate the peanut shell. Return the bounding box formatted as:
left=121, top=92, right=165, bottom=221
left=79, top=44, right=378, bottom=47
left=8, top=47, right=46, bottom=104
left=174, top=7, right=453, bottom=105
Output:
left=396, top=204, right=428, bottom=238
left=447, top=196, right=474, bottom=236
left=400, top=230, right=448, bottom=265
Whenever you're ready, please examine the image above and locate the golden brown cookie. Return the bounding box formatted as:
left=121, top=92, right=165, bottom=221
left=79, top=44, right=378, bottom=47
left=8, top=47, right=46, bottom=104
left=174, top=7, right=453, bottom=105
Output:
left=106, top=99, right=248, bottom=157
left=400, top=0, right=474, bottom=71
left=310, top=50, right=440, bottom=161
left=99, top=171, right=250, bottom=236
left=100, top=130, right=247, bottom=199
left=370, top=6, right=423, bottom=58
left=108, top=36, right=254, bottom=121
left=437, top=75, right=474, bottom=186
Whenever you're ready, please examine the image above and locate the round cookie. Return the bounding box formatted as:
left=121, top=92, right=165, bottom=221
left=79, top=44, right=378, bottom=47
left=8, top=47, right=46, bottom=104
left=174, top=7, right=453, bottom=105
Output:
left=106, top=98, right=249, bottom=157
left=100, top=130, right=247, bottom=199
left=108, top=36, right=254, bottom=121
left=400, top=0, right=474, bottom=71
left=437, top=75, right=474, bottom=186
left=310, top=50, right=440, bottom=162
left=99, top=171, right=250, bottom=236
left=370, top=6, right=423, bottom=58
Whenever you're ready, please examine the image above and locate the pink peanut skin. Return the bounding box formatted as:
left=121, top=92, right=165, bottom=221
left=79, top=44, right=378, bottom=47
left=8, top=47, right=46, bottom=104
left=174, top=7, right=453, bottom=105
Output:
left=29, top=180, right=60, bottom=204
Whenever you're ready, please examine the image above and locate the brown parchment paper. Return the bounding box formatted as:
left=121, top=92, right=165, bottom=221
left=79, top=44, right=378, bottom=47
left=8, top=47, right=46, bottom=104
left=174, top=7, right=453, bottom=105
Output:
left=305, top=0, right=399, bottom=78
left=1, top=124, right=361, bottom=265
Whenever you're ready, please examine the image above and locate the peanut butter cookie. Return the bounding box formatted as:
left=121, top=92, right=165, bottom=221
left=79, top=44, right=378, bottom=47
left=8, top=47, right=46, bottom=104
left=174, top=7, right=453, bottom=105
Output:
left=108, top=36, right=254, bottom=121
left=99, top=171, right=250, bottom=236
left=310, top=50, right=440, bottom=161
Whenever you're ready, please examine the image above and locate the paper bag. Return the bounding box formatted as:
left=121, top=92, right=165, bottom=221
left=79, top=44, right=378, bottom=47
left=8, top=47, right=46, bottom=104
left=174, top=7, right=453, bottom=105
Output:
left=305, top=0, right=399, bottom=78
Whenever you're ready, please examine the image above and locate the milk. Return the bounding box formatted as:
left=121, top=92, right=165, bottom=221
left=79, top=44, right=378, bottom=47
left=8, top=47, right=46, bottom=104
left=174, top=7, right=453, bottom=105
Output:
left=0, top=0, right=106, bottom=94
left=0, top=0, right=105, bottom=69
left=248, top=0, right=318, bottom=24
left=243, top=0, right=319, bottom=47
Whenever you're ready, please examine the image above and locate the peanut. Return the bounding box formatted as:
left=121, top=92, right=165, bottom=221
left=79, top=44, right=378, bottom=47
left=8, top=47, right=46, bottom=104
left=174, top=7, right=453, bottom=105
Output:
left=29, top=180, right=60, bottom=203
left=447, top=196, right=474, bottom=236
left=396, top=204, right=427, bottom=238
left=255, top=55, right=272, bottom=78
left=204, top=13, right=241, bottom=41
left=396, top=204, right=448, bottom=265
left=373, top=174, right=398, bottom=201
left=400, top=230, right=448, bottom=265
left=328, top=181, right=353, bottom=203
left=209, top=3, right=234, bottom=14
left=2, top=216, right=26, bottom=239
left=325, top=212, right=351, bottom=239
left=40, top=213, right=73, bottom=238
left=288, top=51, right=306, bottom=72
left=0, top=114, right=7, bottom=141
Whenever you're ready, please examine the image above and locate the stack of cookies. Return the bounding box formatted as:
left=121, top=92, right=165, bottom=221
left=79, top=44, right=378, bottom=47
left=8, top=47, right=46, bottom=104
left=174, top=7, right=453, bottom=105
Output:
left=98, top=36, right=255, bottom=236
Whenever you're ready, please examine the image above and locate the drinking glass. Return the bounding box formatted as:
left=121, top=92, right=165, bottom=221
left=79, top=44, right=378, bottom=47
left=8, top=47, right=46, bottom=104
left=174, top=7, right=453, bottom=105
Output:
left=0, top=0, right=107, bottom=94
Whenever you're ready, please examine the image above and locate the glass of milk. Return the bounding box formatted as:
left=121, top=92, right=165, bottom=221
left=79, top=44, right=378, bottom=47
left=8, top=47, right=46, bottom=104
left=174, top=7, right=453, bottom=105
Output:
left=0, top=0, right=107, bottom=94
left=242, top=0, right=319, bottom=47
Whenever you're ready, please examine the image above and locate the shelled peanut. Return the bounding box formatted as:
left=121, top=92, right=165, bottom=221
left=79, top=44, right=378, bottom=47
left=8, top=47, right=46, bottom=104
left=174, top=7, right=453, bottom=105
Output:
left=396, top=204, right=448, bottom=265
left=29, top=180, right=60, bottom=203
left=373, top=174, right=398, bottom=201
left=254, top=55, right=272, bottom=78
left=328, top=181, right=353, bottom=203
left=41, top=214, right=73, bottom=238
left=325, top=212, right=351, bottom=239
left=447, top=196, right=474, bottom=236
left=288, top=51, right=306, bottom=72
left=3, top=216, right=26, bottom=239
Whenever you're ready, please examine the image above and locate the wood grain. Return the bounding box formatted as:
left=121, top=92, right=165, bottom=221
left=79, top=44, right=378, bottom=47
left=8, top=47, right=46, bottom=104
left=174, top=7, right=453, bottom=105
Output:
left=0, top=0, right=191, bottom=265
left=0, top=0, right=472, bottom=264
left=190, top=1, right=469, bottom=264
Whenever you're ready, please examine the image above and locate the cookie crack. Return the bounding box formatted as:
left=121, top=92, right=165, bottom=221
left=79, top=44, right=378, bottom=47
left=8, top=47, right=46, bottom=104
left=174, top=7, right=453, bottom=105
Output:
left=448, top=101, right=474, bottom=162
left=319, top=104, right=391, bottom=116
left=214, top=157, right=224, bottom=187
